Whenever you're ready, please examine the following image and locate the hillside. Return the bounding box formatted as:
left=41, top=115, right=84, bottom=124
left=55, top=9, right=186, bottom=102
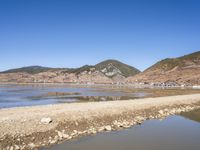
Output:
left=0, top=60, right=140, bottom=84
left=1, top=66, right=67, bottom=74
left=126, top=51, right=200, bottom=86
left=146, top=51, right=200, bottom=71
left=95, top=59, right=140, bottom=77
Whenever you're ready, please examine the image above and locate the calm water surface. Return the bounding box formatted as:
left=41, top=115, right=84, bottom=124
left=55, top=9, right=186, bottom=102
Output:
left=43, top=109, right=200, bottom=150
left=0, top=84, right=200, bottom=108
left=0, top=84, right=147, bottom=108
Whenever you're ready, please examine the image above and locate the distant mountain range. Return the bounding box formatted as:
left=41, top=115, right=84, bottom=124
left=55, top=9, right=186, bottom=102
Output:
left=1, top=66, right=66, bottom=74
left=0, top=59, right=140, bottom=84
left=0, top=51, right=200, bottom=86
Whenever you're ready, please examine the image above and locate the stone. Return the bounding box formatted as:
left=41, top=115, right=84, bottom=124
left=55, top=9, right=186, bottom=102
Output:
left=40, top=117, right=52, bottom=124
left=62, top=133, right=69, bottom=139
left=98, top=127, right=105, bottom=132
left=54, top=135, right=58, bottom=140
left=50, top=140, right=56, bottom=144
left=104, top=125, right=112, bottom=131
left=28, top=143, right=35, bottom=148
left=158, top=110, right=164, bottom=115
left=14, top=145, right=20, bottom=150
left=73, top=130, right=78, bottom=134
left=10, top=146, right=13, bottom=150
left=57, top=131, right=63, bottom=139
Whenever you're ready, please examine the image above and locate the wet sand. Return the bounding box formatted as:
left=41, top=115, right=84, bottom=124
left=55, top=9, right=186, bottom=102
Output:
left=1, top=94, right=200, bottom=149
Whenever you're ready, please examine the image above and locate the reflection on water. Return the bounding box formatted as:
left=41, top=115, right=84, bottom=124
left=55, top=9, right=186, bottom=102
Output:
left=0, top=84, right=200, bottom=108
left=43, top=109, right=200, bottom=150
left=181, top=109, right=200, bottom=123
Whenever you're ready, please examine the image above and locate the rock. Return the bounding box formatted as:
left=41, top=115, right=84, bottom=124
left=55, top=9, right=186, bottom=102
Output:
left=158, top=110, right=164, bottom=115
left=50, top=140, right=56, bottom=144
left=134, top=116, right=145, bottom=124
left=73, top=130, right=78, bottom=134
left=104, top=125, right=112, bottom=131
left=62, top=133, right=69, bottom=139
left=57, top=131, right=63, bottom=139
left=14, top=145, right=20, bottom=150
left=149, top=115, right=154, bottom=119
left=54, top=135, right=58, bottom=140
left=28, top=143, right=35, bottom=148
left=40, top=117, right=52, bottom=124
left=92, top=130, right=97, bottom=134
left=10, top=146, right=13, bottom=150
left=32, top=137, right=35, bottom=140
left=98, top=127, right=105, bottom=132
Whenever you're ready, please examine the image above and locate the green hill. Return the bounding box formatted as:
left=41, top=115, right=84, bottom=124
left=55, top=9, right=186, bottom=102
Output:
left=1, top=66, right=66, bottom=74
left=95, top=59, right=140, bottom=77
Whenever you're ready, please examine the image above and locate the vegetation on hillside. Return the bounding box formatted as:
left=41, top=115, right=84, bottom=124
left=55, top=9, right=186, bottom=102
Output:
left=0, top=60, right=140, bottom=77
left=95, top=59, right=140, bottom=77
left=145, top=51, right=200, bottom=71
left=1, top=66, right=67, bottom=74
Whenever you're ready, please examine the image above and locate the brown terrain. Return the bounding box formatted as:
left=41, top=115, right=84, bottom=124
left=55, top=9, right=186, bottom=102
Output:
left=0, top=51, right=200, bottom=86
left=126, top=51, right=200, bottom=86
left=1, top=94, right=200, bottom=150
left=0, top=60, right=140, bottom=84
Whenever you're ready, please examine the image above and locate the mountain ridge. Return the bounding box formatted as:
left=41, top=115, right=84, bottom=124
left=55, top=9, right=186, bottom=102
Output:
left=0, top=59, right=140, bottom=78
left=1, top=51, right=200, bottom=86
left=0, top=59, right=140, bottom=84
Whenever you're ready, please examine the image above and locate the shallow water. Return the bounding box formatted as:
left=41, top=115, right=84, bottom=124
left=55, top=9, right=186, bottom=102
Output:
left=0, top=84, right=200, bottom=108
left=0, top=84, right=146, bottom=108
left=43, top=109, right=200, bottom=150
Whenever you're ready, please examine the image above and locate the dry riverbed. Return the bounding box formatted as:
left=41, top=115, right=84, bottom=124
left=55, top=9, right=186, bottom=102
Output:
left=1, top=94, right=200, bottom=150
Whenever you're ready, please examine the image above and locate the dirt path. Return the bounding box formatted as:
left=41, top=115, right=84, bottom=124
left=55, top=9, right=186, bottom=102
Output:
left=1, top=94, right=200, bottom=150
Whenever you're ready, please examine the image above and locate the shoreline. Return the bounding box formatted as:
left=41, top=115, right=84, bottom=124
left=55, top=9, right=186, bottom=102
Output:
left=0, top=82, right=199, bottom=89
left=1, top=94, right=200, bottom=150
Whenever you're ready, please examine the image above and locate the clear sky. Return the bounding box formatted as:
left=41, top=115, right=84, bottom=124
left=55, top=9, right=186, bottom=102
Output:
left=0, top=0, right=200, bottom=71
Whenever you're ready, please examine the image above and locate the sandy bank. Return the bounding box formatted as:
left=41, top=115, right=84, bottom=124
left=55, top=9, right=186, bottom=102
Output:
left=1, top=94, right=200, bottom=150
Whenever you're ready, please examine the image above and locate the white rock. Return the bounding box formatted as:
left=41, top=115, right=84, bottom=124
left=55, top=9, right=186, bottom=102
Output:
left=10, top=146, right=13, bottom=150
left=104, top=125, right=112, bottom=131
left=57, top=131, right=63, bottom=139
left=50, top=140, right=56, bottom=144
left=14, top=145, right=20, bottom=150
left=28, top=143, right=35, bottom=148
left=98, top=127, right=105, bottom=132
left=158, top=110, right=164, bottom=115
left=62, top=133, right=69, bottom=139
left=40, top=117, right=52, bottom=124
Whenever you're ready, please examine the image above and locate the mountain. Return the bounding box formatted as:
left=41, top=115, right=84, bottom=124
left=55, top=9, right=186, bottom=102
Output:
left=126, top=51, right=200, bottom=86
left=146, top=51, right=200, bottom=72
left=95, top=59, right=140, bottom=77
left=2, top=51, right=199, bottom=86
left=0, top=60, right=140, bottom=84
left=1, top=66, right=67, bottom=74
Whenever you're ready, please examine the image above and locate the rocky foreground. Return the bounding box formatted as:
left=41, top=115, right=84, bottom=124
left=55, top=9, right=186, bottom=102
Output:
left=1, top=94, right=200, bottom=150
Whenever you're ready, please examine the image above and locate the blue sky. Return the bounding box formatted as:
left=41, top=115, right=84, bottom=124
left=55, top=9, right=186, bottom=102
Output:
left=0, top=0, right=200, bottom=71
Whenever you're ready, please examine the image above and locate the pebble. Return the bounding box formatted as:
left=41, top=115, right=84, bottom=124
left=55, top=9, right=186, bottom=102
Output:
left=40, top=117, right=52, bottom=124
left=104, top=125, right=112, bottom=131
left=10, top=146, right=13, bottom=150
left=57, top=131, right=63, bottom=139
left=14, top=145, right=20, bottom=150
left=28, top=143, right=35, bottom=148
